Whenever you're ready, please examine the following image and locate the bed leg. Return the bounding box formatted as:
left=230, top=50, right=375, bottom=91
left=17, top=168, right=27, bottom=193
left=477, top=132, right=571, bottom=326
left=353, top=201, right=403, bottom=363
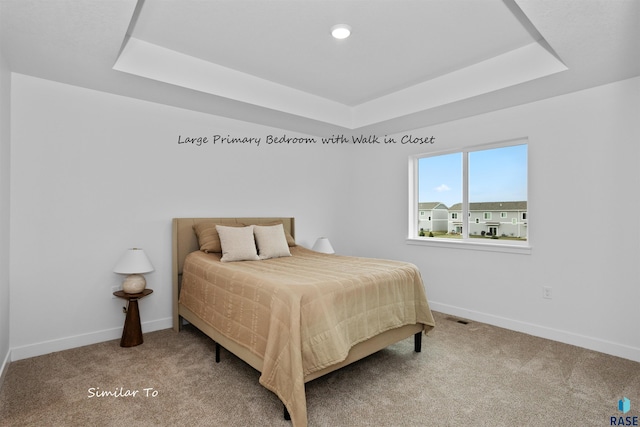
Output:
left=174, top=316, right=183, bottom=333
left=284, top=404, right=291, bottom=421
left=215, top=342, right=221, bottom=363
left=414, top=332, right=422, bottom=353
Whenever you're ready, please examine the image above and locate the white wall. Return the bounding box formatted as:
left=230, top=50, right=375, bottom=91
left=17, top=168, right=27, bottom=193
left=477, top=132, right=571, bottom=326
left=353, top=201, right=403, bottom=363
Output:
left=344, top=76, right=640, bottom=361
left=8, top=72, right=640, bottom=363
left=0, top=12, right=12, bottom=379
left=9, top=74, right=351, bottom=359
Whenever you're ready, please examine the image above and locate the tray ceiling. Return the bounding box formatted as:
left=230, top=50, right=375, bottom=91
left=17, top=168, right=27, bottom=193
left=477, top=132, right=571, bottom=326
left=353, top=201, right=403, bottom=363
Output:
left=1, top=0, right=639, bottom=136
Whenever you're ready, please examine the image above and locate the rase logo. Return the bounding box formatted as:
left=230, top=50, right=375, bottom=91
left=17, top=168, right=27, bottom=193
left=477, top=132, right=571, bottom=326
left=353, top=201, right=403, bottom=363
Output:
left=611, top=397, right=638, bottom=426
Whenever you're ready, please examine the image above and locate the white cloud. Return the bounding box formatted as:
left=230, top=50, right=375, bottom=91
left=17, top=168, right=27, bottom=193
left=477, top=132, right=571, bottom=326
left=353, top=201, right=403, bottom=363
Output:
left=435, top=184, right=451, bottom=192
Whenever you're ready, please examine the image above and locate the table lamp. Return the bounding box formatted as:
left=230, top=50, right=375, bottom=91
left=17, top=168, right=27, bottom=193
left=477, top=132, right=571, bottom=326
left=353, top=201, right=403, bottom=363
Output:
left=312, top=237, right=335, bottom=254
left=113, top=248, right=154, bottom=294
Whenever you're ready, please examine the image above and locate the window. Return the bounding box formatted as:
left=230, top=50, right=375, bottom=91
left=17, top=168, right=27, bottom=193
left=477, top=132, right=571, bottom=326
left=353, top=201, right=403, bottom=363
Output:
left=408, top=139, right=529, bottom=253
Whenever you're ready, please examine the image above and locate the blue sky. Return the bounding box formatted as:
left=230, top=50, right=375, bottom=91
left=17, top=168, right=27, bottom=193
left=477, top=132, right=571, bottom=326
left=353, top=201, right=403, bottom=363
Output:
left=418, top=144, right=527, bottom=207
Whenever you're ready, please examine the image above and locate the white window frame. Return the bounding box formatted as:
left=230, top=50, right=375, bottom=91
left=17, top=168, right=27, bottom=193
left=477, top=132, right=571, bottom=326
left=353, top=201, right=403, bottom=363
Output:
left=407, top=138, right=531, bottom=254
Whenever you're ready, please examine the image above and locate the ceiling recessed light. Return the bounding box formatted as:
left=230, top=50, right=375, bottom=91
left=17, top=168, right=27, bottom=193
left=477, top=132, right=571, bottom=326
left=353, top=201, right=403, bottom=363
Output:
left=331, top=24, right=351, bottom=40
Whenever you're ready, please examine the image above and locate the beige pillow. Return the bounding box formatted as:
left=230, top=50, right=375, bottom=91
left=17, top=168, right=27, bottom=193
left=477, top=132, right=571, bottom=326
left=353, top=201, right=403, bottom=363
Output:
left=216, top=225, right=260, bottom=262
left=193, top=222, right=223, bottom=253
left=194, top=222, right=244, bottom=253
left=254, top=224, right=292, bottom=260
left=261, top=221, right=296, bottom=247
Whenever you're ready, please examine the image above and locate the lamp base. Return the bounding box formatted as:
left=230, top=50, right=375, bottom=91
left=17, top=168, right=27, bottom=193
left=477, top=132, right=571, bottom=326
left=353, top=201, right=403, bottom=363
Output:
left=122, top=274, right=146, bottom=294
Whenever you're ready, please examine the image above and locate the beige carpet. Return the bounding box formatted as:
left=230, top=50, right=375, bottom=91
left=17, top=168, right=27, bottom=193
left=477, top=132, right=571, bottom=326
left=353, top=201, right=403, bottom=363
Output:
left=1, top=311, right=639, bottom=426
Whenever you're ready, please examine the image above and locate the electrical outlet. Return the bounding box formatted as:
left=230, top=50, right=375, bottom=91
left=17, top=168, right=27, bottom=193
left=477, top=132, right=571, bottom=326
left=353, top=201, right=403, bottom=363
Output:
left=543, top=286, right=552, bottom=299
left=111, top=286, right=121, bottom=298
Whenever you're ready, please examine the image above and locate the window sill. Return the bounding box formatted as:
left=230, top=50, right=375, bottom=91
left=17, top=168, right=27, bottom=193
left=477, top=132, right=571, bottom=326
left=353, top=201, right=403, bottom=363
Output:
left=406, top=237, right=532, bottom=255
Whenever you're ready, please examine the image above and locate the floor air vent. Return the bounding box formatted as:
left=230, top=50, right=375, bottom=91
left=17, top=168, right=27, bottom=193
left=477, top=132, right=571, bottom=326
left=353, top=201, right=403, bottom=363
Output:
left=446, top=316, right=470, bottom=325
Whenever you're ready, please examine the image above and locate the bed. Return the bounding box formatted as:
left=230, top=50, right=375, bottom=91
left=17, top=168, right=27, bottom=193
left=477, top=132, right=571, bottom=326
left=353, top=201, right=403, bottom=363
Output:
left=172, top=217, right=435, bottom=427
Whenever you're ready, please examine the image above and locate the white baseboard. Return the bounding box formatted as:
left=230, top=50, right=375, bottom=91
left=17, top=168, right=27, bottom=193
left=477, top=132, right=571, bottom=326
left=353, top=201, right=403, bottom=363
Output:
left=9, top=307, right=639, bottom=364
left=10, top=317, right=173, bottom=361
left=429, top=301, right=640, bottom=363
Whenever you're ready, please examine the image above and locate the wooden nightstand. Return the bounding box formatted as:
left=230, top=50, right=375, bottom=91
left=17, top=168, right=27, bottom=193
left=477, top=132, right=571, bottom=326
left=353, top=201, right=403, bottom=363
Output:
left=113, top=289, right=153, bottom=347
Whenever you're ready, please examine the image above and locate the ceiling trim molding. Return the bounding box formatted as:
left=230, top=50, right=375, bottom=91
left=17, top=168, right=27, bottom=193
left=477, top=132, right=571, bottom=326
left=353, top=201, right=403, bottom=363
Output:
left=113, top=36, right=567, bottom=130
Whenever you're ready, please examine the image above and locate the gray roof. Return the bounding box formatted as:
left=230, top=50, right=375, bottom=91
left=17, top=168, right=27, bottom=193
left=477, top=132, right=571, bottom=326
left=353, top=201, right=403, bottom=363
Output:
left=418, top=202, right=448, bottom=210
left=448, top=201, right=527, bottom=211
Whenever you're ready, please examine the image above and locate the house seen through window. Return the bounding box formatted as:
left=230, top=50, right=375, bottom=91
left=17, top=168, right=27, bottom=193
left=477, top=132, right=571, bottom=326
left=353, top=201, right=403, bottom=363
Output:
left=410, top=140, right=528, bottom=245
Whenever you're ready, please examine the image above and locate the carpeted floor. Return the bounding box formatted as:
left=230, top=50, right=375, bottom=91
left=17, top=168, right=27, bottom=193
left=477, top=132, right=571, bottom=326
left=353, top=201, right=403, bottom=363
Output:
left=1, top=311, right=639, bottom=426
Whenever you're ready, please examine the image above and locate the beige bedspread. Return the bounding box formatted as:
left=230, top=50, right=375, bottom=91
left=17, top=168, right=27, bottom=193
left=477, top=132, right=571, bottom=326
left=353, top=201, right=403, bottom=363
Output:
left=179, top=246, right=435, bottom=427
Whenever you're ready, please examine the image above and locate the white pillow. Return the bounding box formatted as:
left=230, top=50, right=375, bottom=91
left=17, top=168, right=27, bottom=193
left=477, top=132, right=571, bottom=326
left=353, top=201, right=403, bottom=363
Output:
left=216, top=225, right=260, bottom=262
left=254, top=224, right=292, bottom=260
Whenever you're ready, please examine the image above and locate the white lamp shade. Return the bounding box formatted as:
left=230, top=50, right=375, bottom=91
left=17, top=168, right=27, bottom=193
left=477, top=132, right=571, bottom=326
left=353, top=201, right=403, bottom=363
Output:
left=312, top=237, right=335, bottom=254
left=113, top=248, right=154, bottom=274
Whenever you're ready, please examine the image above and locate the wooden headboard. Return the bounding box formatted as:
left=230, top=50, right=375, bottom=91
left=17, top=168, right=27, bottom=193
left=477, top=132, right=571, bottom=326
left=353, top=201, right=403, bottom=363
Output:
left=171, top=217, right=295, bottom=330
